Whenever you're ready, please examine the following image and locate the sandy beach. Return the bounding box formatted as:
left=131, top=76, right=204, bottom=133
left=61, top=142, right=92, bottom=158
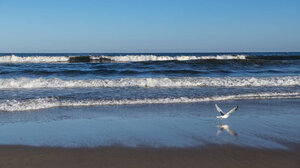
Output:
left=1, top=145, right=299, bottom=168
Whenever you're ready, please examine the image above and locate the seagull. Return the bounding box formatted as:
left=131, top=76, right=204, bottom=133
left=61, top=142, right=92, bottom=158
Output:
left=215, top=104, right=238, bottom=119
left=216, top=124, right=238, bottom=137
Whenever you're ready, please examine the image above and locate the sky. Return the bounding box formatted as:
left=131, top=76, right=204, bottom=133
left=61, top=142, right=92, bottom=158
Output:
left=0, top=0, right=299, bottom=53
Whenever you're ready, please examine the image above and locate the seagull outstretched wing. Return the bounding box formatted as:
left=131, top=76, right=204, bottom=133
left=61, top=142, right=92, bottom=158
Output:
left=225, top=106, right=238, bottom=116
left=215, top=104, right=224, bottom=116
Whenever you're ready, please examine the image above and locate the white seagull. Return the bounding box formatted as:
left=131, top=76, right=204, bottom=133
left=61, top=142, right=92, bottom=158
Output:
left=215, top=104, right=238, bottom=119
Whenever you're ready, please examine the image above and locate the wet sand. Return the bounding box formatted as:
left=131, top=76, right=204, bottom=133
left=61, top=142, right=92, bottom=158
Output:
left=0, top=145, right=299, bottom=168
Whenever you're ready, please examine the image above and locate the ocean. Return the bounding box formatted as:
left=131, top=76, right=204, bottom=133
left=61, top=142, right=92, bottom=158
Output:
left=0, top=52, right=300, bottom=148
left=0, top=52, right=299, bottom=112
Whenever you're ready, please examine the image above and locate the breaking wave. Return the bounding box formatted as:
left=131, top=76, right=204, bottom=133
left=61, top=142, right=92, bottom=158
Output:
left=2, top=54, right=300, bottom=63
left=0, top=76, right=299, bottom=89
left=90, top=54, right=246, bottom=62
left=0, top=54, right=246, bottom=63
left=1, top=92, right=299, bottom=112
left=0, top=54, right=69, bottom=63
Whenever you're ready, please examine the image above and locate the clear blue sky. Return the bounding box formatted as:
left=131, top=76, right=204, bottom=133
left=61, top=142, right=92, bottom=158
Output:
left=0, top=0, right=299, bottom=52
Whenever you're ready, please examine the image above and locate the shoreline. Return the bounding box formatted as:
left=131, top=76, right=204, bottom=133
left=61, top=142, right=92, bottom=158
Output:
left=1, top=144, right=299, bottom=168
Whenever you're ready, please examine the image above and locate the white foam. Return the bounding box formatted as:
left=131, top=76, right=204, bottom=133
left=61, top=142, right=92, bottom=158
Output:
left=0, top=54, right=69, bottom=63
left=0, top=76, right=299, bottom=89
left=1, top=92, right=299, bottom=112
left=92, top=54, right=246, bottom=62
left=0, top=54, right=246, bottom=63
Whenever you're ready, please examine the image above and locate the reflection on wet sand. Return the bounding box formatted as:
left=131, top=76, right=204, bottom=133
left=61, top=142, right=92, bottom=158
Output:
left=216, top=124, right=238, bottom=138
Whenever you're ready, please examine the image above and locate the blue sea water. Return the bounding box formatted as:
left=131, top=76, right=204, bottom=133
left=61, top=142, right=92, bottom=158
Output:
left=0, top=52, right=299, bottom=112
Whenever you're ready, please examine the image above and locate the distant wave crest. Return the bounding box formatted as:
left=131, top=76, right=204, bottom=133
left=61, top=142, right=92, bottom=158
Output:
left=0, top=54, right=69, bottom=63
left=90, top=54, right=246, bottom=62
left=0, top=54, right=246, bottom=63
left=1, top=54, right=300, bottom=63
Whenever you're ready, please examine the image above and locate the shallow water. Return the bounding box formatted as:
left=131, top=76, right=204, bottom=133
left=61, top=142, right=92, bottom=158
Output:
left=0, top=99, right=299, bottom=149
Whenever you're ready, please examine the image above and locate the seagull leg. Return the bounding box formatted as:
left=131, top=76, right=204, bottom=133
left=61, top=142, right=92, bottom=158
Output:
left=218, top=118, right=223, bottom=125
